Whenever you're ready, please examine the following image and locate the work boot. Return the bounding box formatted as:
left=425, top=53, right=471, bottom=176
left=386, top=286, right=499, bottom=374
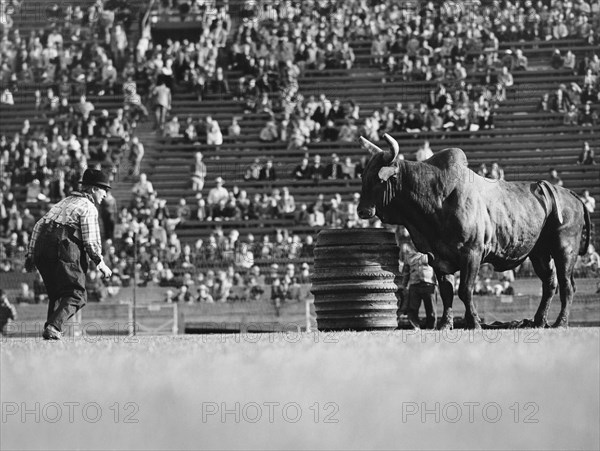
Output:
left=407, top=312, right=421, bottom=330
left=42, top=324, right=62, bottom=340
left=425, top=317, right=437, bottom=330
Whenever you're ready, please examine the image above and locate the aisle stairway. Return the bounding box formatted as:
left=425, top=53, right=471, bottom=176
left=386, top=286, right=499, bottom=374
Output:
left=110, top=122, right=158, bottom=211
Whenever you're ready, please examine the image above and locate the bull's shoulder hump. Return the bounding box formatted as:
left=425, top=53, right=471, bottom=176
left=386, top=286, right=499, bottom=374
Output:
left=427, top=148, right=468, bottom=168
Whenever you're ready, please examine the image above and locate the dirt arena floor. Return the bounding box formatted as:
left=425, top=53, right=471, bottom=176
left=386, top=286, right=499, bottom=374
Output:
left=1, top=328, right=599, bottom=451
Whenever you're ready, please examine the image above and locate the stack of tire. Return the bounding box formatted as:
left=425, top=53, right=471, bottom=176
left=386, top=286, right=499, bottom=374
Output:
left=311, top=228, right=401, bottom=331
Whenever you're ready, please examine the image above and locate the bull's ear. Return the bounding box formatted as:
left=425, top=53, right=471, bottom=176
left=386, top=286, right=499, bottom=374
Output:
left=383, top=133, right=402, bottom=165
left=360, top=136, right=384, bottom=155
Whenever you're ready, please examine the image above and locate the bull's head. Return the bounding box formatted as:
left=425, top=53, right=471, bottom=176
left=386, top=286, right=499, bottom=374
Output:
left=358, top=133, right=402, bottom=220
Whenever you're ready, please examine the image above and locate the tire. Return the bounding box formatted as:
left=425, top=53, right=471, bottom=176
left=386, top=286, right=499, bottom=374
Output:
left=316, top=229, right=398, bottom=247
left=313, top=228, right=401, bottom=331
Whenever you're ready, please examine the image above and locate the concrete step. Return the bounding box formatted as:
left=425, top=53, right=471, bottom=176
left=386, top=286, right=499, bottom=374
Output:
left=109, top=123, right=157, bottom=208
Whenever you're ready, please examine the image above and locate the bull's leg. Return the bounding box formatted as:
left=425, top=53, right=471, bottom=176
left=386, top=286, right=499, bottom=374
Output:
left=552, top=248, right=578, bottom=328
left=458, top=256, right=482, bottom=329
left=529, top=250, right=557, bottom=328
left=435, top=271, right=454, bottom=330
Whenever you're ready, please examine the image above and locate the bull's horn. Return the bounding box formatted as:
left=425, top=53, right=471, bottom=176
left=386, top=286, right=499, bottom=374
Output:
left=383, top=133, right=401, bottom=164
left=360, top=136, right=384, bottom=155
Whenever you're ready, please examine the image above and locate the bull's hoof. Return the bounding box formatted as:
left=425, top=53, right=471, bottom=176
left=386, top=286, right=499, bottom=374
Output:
left=437, top=318, right=453, bottom=331
left=464, top=316, right=482, bottom=330
left=533, top=317, right=549, bottom=328
left=552, top=317, right=569, bottom=328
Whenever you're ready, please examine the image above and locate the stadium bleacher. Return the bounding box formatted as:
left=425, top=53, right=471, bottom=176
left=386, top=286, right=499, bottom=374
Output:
left=1, top=0, right=599, bottom=305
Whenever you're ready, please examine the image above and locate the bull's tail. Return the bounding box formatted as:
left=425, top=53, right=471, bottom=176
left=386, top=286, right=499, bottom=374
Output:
left=539, top=180, right=563, bottom=224
left=579, top=198, right=592, bottom=256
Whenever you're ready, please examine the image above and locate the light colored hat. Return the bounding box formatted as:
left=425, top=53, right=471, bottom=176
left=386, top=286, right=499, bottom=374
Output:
left=215, top=177, right=224, bottom=184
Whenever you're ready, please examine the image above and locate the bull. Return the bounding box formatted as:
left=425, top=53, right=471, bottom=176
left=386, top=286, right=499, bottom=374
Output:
left=358, top=133, right=591, bottom=329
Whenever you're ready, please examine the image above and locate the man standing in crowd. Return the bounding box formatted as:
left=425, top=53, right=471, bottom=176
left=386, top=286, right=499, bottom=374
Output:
left=25, top=169, right=113, bottom=340
left=401, top=242, right=437, bottom=330
left=152, top=80, right=171, bottom=131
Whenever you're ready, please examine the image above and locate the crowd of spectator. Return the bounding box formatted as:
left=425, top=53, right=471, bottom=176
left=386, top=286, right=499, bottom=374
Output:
left=1, top=0, right=600, bottom=305
left=0, top=0, right=155, bottom=275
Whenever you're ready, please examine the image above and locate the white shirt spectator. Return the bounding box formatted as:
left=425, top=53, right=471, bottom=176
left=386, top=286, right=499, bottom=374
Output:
left=1, top=89, right=13, bottom=105
left=206, top=117, right=223, bottom=146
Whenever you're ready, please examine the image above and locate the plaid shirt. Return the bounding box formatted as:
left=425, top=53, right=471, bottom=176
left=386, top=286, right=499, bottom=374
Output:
left=27, top=192, right=103, bottom=265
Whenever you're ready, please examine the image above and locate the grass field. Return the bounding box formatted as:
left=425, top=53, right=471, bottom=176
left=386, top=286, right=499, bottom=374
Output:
left=1, top=329, right=599, bottom=451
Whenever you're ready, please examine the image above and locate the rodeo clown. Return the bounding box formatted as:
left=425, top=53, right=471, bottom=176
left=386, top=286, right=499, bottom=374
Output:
left=25, top=169, right=113, bottom=340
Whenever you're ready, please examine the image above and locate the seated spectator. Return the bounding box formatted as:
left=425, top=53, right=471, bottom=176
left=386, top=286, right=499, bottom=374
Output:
left=564, top=104, right=580, bottom=125
left=550, top=49, right=564, bottom=69
left=340, top=157, right=356, bottom=179
left=405, top=111, right=423, bottom=133
left=497, top=66, right=514, bottom=91
left=293, top=158, right=310, bottom=180
left=195, top=198, right=207, bottom=221
left=322, top=120, right=339, bottom=141
left=244, top=158, right=262, bottom=181
left=26, top=179, right=49, bottom=203
left=324, top=154, right=343, bottom=179
left=209, top=67, right=229, bottom=96
left=175, top=284, right=194, bottom=303
left=259, top=159, right=277, bottom=181
left=197, top=284, right=215, bottom=303
left=298, top=262, right=310, bottom=284
left=550, top=85, right=571, bottom=113
left=583, top=68, right=598, bottom=89
left=362, top=114, right=380, bottom=142
left=245, top=276, right=264, bottom=302
left=425, top=108, right=444, bottom=132
left=308, top=155, right=326, bottom=183
left=537, top=93, right=550, bottom=112
left=577, top=142, right=596, bottom=165
left=452, top=107, right=471, bottom=132
left=164, top=116, right=180, bottom=137
left=581, top=190, right=596, bottom=213
left=176, top=198, right=191, bottom=222
left=514, top=49, right=528, bottom=71
left=228, top=117, right=241, bottom=139
left=547, top=168, right=563, bottom=186
left=452, top=62, right=467, bottom=81
left=578, top=102, right=598, bottom=127
left=206, top=116, right=223, bottom=146
left=259, top=119, right=279, bottom=142
left=338, top=119, right=358, bottom=142
left=478, top=107, right=495, bottom=130
left=132, top=173, right=154, bottom=198
left=164, top=290, right=175, bottom=303
left=415, top=141, right=433, bottom=162
left=183, top=118, right=198, bottom=142
left=487, top=162, right=505, bottom=181
left=370, top=35, right=387, bottom=67
left=1, top=88, right=14, bottom=106
left=340, top=41, right=356, bottom=69
left=563, top=50, right=576, bottom=72
left=207, top=177, right=229, bottom=220
left=74, top=95, right=95, bottom=118
left=580, top=85, right=599, bottom=105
